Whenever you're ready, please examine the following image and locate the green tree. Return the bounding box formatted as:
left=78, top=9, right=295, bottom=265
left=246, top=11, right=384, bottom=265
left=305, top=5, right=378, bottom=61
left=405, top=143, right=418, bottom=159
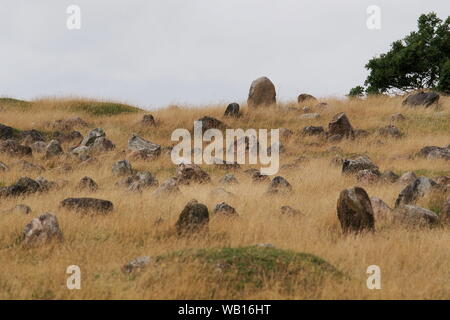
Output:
left=347, top=86, right=365, bottom=97
left=356, top=13, right=450, bottom=94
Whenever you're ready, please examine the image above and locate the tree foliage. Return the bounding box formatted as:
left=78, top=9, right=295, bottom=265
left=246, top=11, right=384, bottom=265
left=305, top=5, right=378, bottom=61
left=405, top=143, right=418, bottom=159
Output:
left=350, top=13, right=450, bottom=95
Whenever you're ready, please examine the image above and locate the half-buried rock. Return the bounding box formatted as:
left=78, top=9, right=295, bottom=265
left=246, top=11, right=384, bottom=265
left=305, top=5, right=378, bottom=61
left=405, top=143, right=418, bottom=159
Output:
left=22, top=213, right=63, bottom=246
left=60, top=198, right=114, bottom=214
left=337, top=187, right=375, bottom=234
left=175, top=199, right=209, bottom=235
left=392, top=205, right=439, bottom=227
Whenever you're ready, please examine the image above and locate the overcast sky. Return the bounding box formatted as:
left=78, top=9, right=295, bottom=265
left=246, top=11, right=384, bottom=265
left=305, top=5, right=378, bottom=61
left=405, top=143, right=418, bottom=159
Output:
left=1, top=0, right=448, bottom=109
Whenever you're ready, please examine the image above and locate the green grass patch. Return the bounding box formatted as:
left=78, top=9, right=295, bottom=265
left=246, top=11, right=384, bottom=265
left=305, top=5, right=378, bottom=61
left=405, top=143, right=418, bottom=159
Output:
left=0, top=98, right=31, bottom=109
left=152, top=246, right=344, bottom=296
left=68, top=100, right=141, bottom=116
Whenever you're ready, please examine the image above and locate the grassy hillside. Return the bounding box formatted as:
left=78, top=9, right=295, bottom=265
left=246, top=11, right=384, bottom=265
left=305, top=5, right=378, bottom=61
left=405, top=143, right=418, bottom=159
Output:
left=0, top=95, right=449, bottom=299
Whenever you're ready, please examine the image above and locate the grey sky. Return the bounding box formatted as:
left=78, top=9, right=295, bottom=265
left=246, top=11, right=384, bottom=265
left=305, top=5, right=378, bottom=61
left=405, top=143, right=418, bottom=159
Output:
left=1, top=0, right=449, bottom=110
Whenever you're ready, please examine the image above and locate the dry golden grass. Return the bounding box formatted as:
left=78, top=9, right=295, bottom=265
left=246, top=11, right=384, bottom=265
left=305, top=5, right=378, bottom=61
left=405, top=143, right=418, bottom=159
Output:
left=0, top=95, right=449, bottom=299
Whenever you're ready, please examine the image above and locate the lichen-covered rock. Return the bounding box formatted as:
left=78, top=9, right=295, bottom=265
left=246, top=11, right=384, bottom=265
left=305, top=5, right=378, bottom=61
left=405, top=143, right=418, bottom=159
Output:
left=337, top=187, right=375, bottom=234
left=395, top=176, right=437, bottom=208
left=0, top=140, right=32, bottom=157
left=122, top=256, right=151, bottom=274
left=60, top=197, right=114, bottom=214
left=112, top=160, right=133, bottom=176
left=176, top=163, right=211, bottom=184
left=76, top=176, right=98, bottom=192
left=22, top=213, right=63, bottom=246
left=370, top=197, right=392, bottom=220
left=402, top=92, right=439, bottom=107
left=266, top=176, right=292, bottom=195
left=128, top=134, right=161, bottom=159
left=328, top=113, right=354, bottom=139
left=45, top=139, right=64, bottom=158
left=247, top=76, right=276, bottom=108
left=342, top=156, right=379, bottom=175
left=224, top=103, right=240, bottom=117
left=213, top=202, right=238, bottom=217
left=175, top=199, right=209, bottom=235
left=392, top=205, right=439, bottom=227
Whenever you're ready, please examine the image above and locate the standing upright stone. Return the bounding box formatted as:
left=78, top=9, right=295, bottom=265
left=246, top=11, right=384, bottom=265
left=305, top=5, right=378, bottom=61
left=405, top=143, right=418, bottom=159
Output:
left=328, top=113, right=355, bottom=139
left=337, top=187, right=375, bottom=234
left=175, top=199, right=209, bottom=235
left=224, top=103, right=240, bottom=117
left=247, top=77, right=276, bottom=108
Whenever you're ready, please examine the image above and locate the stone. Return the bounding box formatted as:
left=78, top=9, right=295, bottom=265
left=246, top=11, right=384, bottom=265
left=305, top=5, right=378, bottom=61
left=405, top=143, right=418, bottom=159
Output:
left=49, top=117, right=88, bottom=131
left=337, top=187, right=375, bottom=234
left=328, top=113, right=354, bottom=138
left=80, top=128, right=105, bottom=147
left=0, top=177, right=42, bottom=198
left=196, top=116, right=227, bottom=132
left=45, top=139, right=63, bottom=158
left=90, top=137, right=115, bottom=153
left=354, top=129, right=370, bottom=139
left=176, top=163, right=211, bottom=184
left=175, top=199, right=209, bottom=235
left=378, top=125, right=402, bottom=138
left=435, top=176, right=450, bottom=186
left=390, top=113, right=406, bottom=122
left=112, top=160, right=133, bottom=176
left=117, top=171, right=158, bottom=192
left=280, top=206, right=302, bottom=216
left=441, top=197, right=450, bottom=223
left=416, top=146, right=450, bottom=161
left=213, top=158, right=240, bottom=170
left=398, top=171, right=418, bottom=185
left=251, top=170, right=270, bottom=183
left=297, top=94, right=317, bottom=104
left=392, top=205, right=439, bottom=227
left=70, top=146, right=91, bottom=161
left=219, top=174, right=238, bottom=185
left=53, top=131, right=83, bottom=144
left=224, top=103, right=240, bottom=117
left=402, top=92, right=439, bottom=107
left=22, top=213, right=63, bottom=246
left=35, top=176, right=59, bottom=192
left=128, top=134, right=161, bottom=159
left=209, top=187, right=235, bottom=199
left=381, top=170, right=399, bottom=183
left=299, top=113, right=320, bottom=120
left=20, top=130, right=45, bottom=144
left=0, top=123, right=16, bottom=140
left=342, top=156, right=380, bottom=175
left=301, top=126, right=324, bottom=136
left=370, top=197, right=392, bottom=220
left=77, top=176, right=98, bottom=192
left=0, top=140, right=32, bottom=157
left=356, top=169, right=380, bottom=184
left=11, top=160, right=45, bottom=173
left=266, top=176, right=292, bottom=195
left=122, top=256, right=151, bottom=274
left=327, top=134, right=343, bottom=143
left=30, top=141, right=47, bottom=153
left=141, top=114, right=156, bottom=126
left=247, top=76, right=276, bottom=108
left=153, top=177, right=180, bottom=196
left=279, top=128, right=293, bottom=139
left=213, top=202, right=238, bottom=217
left=395, top=176, right=437, bottom=208
left=0, top=161, right=9, bottom=171
left=60, top=198, right=114, bottom=214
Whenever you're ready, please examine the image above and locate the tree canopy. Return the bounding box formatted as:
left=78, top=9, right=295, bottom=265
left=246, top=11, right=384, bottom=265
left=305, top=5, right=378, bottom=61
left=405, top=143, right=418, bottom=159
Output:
left=349, top=13, right=450, bottom=96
